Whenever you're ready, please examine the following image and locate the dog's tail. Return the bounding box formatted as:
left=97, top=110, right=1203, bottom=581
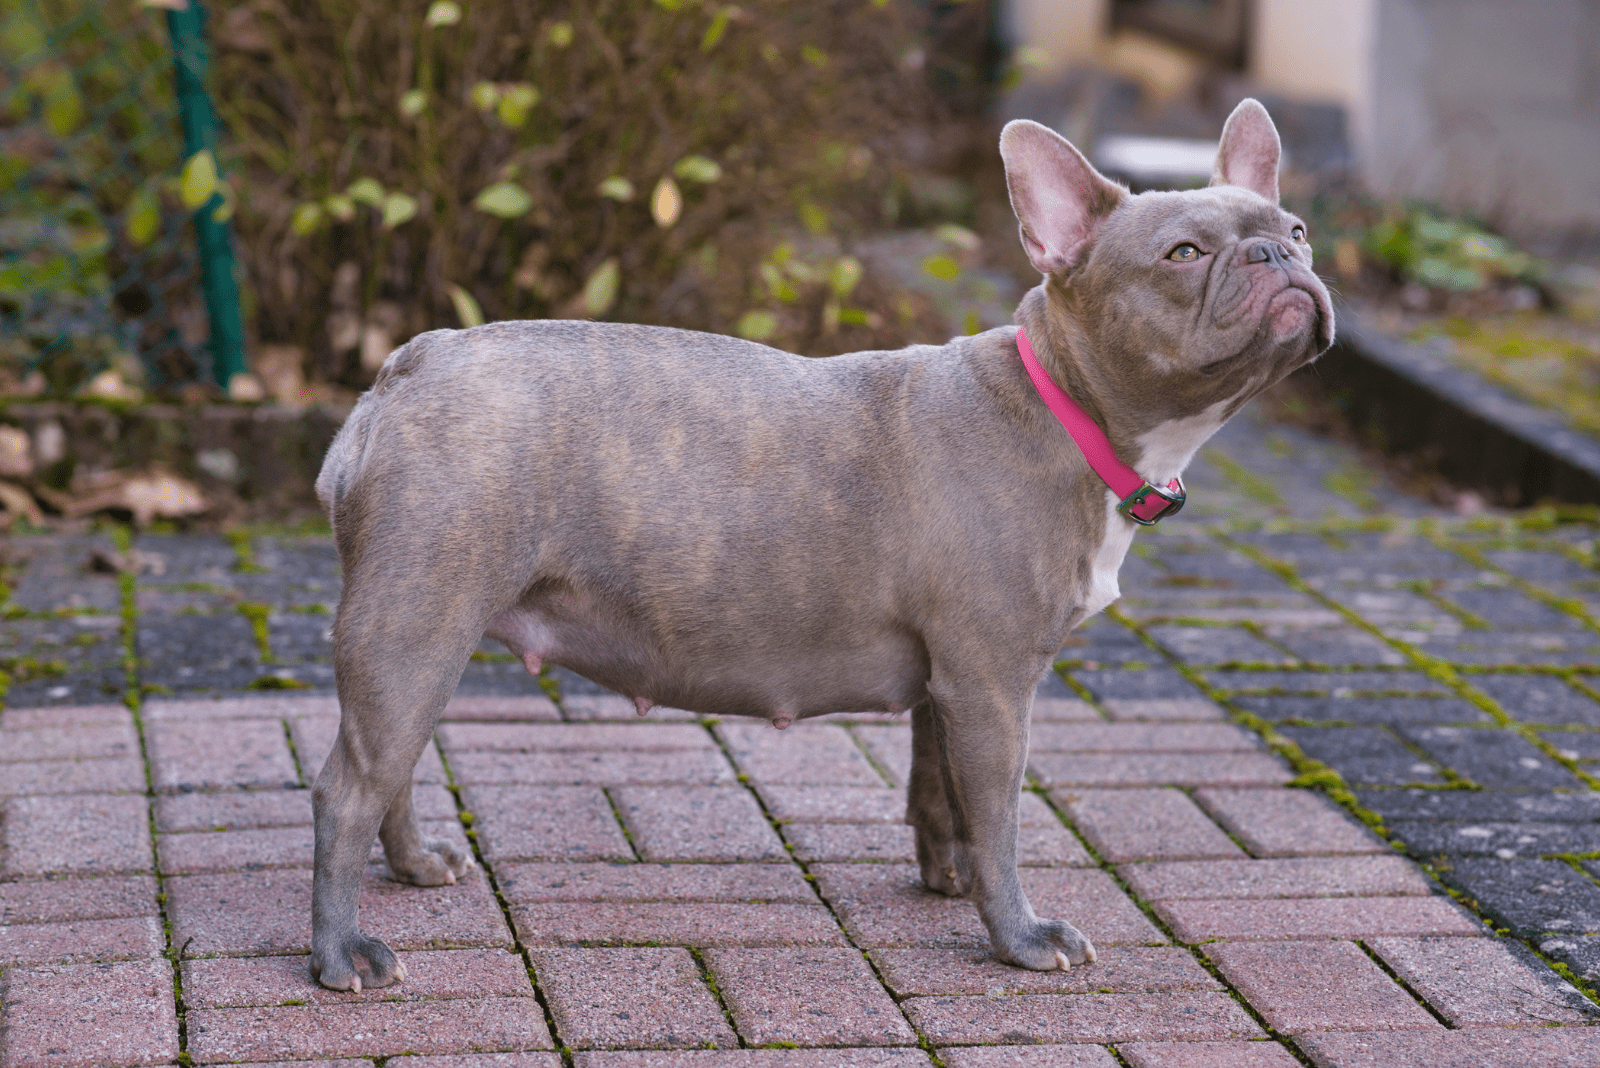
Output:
left=315, top=329, right=449, bottom=521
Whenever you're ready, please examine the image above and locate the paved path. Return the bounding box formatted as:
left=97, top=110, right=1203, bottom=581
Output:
left=7, top=406, right=1600, bottom=1067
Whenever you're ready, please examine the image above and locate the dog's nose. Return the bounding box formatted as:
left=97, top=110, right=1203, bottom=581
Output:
left=1246, top=241, right=1292, bottom=268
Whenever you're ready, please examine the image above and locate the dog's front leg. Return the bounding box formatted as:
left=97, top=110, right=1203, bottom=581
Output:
left=930, top=681, right=1096, bottom=970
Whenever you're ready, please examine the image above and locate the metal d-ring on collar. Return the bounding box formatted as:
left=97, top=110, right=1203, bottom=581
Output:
left=1014, top=326, right=1187, bottom=526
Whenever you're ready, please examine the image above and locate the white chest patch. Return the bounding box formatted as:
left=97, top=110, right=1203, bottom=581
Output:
left=1135, top=399, right=1235, bottom=486
left=1083, top=489, right=1136, bottom=619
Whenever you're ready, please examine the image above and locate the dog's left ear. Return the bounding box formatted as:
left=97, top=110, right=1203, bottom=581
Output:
left=1000, top=119, right=1126, bottom=276
left=1211, top=98, right=1281, bottom=203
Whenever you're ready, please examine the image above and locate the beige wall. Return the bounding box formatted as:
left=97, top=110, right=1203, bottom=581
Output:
left=1249, top=0, right=1376, bottom=173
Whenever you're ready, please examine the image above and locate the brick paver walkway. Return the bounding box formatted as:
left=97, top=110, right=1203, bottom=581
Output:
left=8, top=405, right=1600, bottom=1066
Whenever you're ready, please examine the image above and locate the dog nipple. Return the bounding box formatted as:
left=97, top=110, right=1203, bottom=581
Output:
left=772, top=714, right=792, bottom=730
left=520, top=652, right=542, bottom=678
left=634, top=697, right=653, bottom=717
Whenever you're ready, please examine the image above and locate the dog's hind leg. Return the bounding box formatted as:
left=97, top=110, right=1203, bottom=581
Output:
left=379, top=781, right=474, bottom=887
left=907, top=699, right=964, bottom=896
left=309, top=571, right=486, bottom=992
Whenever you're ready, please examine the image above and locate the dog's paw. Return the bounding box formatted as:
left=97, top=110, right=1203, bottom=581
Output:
left=310, top=932, right=407, bottom=991
left=918, top=860, right=968, bottom=897
left=992, top=918, right=1097, bottom=971
left=385, top=836, right=475, bottom=887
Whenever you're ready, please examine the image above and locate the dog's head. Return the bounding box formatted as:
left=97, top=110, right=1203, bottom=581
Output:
left=1000, top=100, right=1334, bottom=465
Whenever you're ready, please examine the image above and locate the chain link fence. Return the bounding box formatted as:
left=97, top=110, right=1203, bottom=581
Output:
left=0, top=0, right=240, bottom=397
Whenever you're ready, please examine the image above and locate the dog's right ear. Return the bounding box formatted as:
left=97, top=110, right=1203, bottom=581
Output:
left=1000, top=119, right=1126, bottom=276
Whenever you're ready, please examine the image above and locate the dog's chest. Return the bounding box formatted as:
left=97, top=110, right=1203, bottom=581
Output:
left=1083, top=489, right=1136, bottom=619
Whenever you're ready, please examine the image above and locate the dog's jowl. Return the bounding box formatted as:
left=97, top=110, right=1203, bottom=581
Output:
left=308, top=98, right=1333, bottom=991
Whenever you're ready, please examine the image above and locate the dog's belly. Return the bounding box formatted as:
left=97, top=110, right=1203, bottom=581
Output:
left=485, top=600, right=927, bottom=722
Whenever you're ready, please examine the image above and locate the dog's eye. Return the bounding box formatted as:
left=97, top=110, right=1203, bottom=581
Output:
left=1167, top=243, right=1200, bottom=262
left=1291, top=225, right=1307, bottom=243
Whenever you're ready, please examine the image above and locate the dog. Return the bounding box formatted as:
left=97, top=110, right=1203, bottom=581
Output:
left=308, top=98, right=1333, bottom=991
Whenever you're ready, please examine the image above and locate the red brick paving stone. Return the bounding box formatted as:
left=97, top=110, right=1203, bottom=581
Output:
left=0, top=915, right=165, bottom=966
left=1117, top=1041, right=1302, bottom=1068
left=1030, top=723, right=1261, bottom=752
left=785, top=821, right=1094, bottom=866
left=154, top=788, right=314, bottom=831
left=442, top=693, right=562, bottom=721
left=1, top=793, right=152, bottom=876
left=1206, top=940, right=1440, bottom=1034
left=439, top=722, right=716, bottom=752
left=142, top=694, right=341, bottom=721
left=449, top=748, right=735, bottom=786
left=903, top=990, right=1263, bottom=1044
left=1295, top=1028, right=1600, bottom=1068
left=869, top=946, right=1220, bottom=996
left=1031, top=753, right=1289, bottom=788
left=563, top=694, right=699, bottom=722
left=511, top=901, right=846, bottom=948
left=223, top=1062, right=371, bottom=1068
left=851, top=724, right=911, bottom=785
left=705, top=947, right=918, bottom=1047
left=1118, top=856, right=1431, bottom=901
left=290, top=715, right=449, bottom=783
left=1192, top=788, right=1389, bottom=857
left=167, top=865, right=511, bottom=956
left=185, top=999, right=552, bottom=1062
left=0, top=875, right=158, bottom=922
left=613, top=785, right=787, bottom=862
left=0, top=702, right=131, bottom=729
left=571, top=1051, right=932, bottom=1068
left=181, top=948, right=531, bottom=1007
left=1030, top=697, right=1103, bottom=721
left=462, top=784, right=633, bottom=863
left=496, top=861, right=815, bottom=904
left=404, top=1057, right=564, bottom=1068
left=1156, top=896, right=1481, bottom=942
left=810, top=865, right=1164, bottom=949
left=939, top=1048, right=1119, bottom=1068
left=1056, top=788, right=1245, bottom=863
left=1367, top=936, right=1596, bottom=1025
left=715, top=721, right=887, bottom=785
left=0, top=757, right=147, bottom=796
left=157, top=824, right=315, bottom=873
left=531, top=947, right=738, bottom=1049
left=0, top=723, right=139, bottom=760
left=0, top=959, right=178, bottom=1068
left=146, top=717, right=301, bottom=792
left=759, top=784, right=905, bottom=822
left=1100, top=699, right=1225, bottom=722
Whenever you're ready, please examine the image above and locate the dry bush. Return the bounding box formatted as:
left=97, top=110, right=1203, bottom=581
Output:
left=214, top=0, right=948, bottom=389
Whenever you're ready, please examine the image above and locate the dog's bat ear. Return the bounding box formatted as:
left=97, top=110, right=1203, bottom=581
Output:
left=999, top=119, right=1126, bottom=277
left=1211, top=98, right=1282, bottom=203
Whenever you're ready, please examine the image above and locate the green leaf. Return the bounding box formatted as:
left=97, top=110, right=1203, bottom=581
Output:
left=838, top=307, right=870, bottom=326
left=126, top=187, right=161, bottom=248
left=963, top=310, right=982, bottom=335
left=598, top=176, right=635, bottom=201
left=673, top=155, right=721, bottom=183
left=655, top=0, right=686, bottom=10
left=447, top=284, right=484, bottom=327
left=323, top=193, right=356, bottom=222
left=473, top=181, right=533, bottom=219
left=470, top=81, right=499, bottom=110
left=347, top=177, right=385, bottom=207
left=923, top=254, right=960, bottom=281
left=399, top=89, right=427, bottom=117
left=425, top=1, right=461, bottom=27
left=548, top=20, right=574, bottom=47
left=583, top=258, right=620, bottom=317
left=830, top=256, right=862, bottom=297
left=701, top=6, right=734, bottom=51
left=798, top=202, right=828, bottom=236
left=381, top=192, right=418, bottom=229
left=290, top=202, right=324, bottom=236
left=802, top=44, right=827, bottom=67
left=737, top=310, right=777, bottom=341
left=496, top=84, right=539, bottom=128
left=211, top=183, right=236, bottom=224
left=180, top=150, right=218, bottom=211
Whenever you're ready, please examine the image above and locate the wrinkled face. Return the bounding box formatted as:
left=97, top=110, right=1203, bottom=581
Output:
left=1071, top=185, right=1334, bottom=418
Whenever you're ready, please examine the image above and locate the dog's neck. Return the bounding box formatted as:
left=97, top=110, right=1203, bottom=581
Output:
left=1013, top=283, right=1235, bottom=488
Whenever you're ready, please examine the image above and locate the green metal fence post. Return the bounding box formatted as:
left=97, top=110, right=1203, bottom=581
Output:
left=166, top=0, right=247, bottom=389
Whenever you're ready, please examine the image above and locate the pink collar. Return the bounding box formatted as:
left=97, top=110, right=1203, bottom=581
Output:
left=1015, top=326, right=1185, bottom=526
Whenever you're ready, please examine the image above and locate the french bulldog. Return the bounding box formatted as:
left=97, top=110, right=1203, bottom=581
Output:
left=309, top=98, right=1333, bottom=991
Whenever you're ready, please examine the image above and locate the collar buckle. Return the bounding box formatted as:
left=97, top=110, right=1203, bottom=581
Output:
left=1118, top=477, right=1186, bottom=526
